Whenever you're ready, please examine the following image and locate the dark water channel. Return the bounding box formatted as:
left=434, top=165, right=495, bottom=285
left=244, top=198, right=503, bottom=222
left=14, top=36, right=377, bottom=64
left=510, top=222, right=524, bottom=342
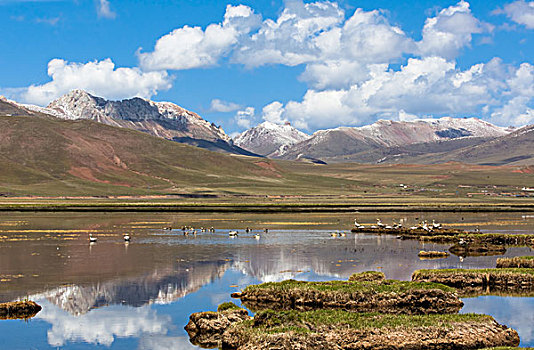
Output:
left=0, top=211, right=533, bottom=349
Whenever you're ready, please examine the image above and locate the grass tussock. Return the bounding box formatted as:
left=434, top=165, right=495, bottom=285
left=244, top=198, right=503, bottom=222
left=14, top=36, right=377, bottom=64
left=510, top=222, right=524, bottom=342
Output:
left=496, top=256, right=534, bottom=268
left=348, top=271, right=385, bottom=282
left=217, top=302, right=243, bottom=312
left=243, top=279, right=456, bottom=294
left=242, top=309, right=491, bottom=335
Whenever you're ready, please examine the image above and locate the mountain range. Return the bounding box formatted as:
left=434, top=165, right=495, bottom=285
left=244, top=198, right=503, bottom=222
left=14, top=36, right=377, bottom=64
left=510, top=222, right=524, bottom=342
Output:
left=234, top=117, right=519, bottom=164
left=17, top=90, right=256, bottom=156
left=2, top=90, right=533, bottom=168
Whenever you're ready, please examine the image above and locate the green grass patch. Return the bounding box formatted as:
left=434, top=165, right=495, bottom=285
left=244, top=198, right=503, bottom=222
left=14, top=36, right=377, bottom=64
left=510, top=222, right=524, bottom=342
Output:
left=243, top=279, right=455, bottom=294
left=217, top=302, right=242, bottom=312
left=348, top=271, right=386, bottom=282
left=242, top=309, right=491, bottom=335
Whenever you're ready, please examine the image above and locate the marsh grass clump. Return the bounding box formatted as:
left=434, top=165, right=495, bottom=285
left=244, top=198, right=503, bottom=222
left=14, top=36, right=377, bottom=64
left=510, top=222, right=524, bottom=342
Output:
left=412, top=268, right=534, bottom=294
left=217, top=302, right=243, bottom=312
left=243, top=279, right=455, bottom=294
left=418, top=251, right=450, bottom=259
left=237, top=279, right=462, bottom=314
left=496, top=256, right=534, bottom=268
left=248, top=310, right=491, bottom=331
left=348, top=271, right=386, bottom=282
left=220, top=310, right=520, bottom=350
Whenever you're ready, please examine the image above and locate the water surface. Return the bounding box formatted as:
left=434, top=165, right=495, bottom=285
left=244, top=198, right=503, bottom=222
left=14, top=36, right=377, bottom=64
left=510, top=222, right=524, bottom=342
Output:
left=0, top=211, right=532, bottom=349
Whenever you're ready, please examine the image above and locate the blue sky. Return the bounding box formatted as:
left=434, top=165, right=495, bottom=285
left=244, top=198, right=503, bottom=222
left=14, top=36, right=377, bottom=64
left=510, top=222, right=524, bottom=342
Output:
left=1, top=0, right=533, bottom=135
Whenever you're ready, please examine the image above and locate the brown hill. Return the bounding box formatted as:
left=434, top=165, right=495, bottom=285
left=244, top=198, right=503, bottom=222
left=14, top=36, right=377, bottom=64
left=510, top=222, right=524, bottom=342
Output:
left=0, top=101, right=297, bottom=196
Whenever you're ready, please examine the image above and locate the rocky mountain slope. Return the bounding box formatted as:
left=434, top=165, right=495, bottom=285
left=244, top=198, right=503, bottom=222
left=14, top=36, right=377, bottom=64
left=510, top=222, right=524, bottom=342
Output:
left=275, top=118, right=511, bottom=163
left=234, top=121, right=310, bottom=156
left=24, top=90, right=256, bottom=156
left=436, top=124, right=534, bottom=166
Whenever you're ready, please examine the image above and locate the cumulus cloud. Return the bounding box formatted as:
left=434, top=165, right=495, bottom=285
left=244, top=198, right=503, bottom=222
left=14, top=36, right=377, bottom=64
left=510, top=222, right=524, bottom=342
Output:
left=262, top=101, right=286, bottom=124
left=275, top=57, right=533, bottom=129
left=417, top=1, right=485, bottom=59
left=18, top=58, right=171, bottom=106
left=496, top=1, right=534, bottom=29
left=6, top=0, right=533, bottom=131
left=210, top=99, right=242, bottom=112
left=491, top=62, right=534, bottom=125
left=138, top=5, right=261, bottom=70
left=97, top=0, right=116, bottom=19
left=234, top=107, right=255, bottom=128
left=232, top=1, right=345, bottom=67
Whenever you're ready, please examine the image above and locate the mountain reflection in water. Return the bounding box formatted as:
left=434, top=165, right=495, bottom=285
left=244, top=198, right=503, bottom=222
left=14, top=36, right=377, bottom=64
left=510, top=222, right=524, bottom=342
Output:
left=0, top=212, right=532, bottom=349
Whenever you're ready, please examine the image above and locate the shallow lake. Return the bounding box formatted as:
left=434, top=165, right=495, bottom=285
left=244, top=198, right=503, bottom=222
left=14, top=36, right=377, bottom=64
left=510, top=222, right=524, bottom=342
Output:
left=0, top=211, right=533, bottom=349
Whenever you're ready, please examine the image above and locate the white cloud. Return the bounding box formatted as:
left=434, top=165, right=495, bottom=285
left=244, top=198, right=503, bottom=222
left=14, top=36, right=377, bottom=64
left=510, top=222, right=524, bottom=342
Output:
left=235, top=106, right=255, bottom=129
left=491, top=62, right=534, bottom=125
left=497, top=1, right=534, bottom=29
left=273, top=57, right=533, bottom=130
left=18, top=58, right=171, bottom=106
left=97, top=0, right=116, bottom=19
left=417, top=1, right=485, bottom=59
left=232, top=1, right=345, bottom=67
left=138, top=5, right=261, bottom=70
left=397, top=110, right=420, bottom=122
left=262, top=101, right=286, bottom=124
left=210, top=99, right=242, bottom=112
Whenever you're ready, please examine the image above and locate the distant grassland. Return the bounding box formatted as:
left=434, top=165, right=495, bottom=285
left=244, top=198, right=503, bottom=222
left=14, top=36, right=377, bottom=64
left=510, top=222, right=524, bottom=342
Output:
left=1, top=198, right=534, bottom=212
left=1, top=113, right=533, bottom=207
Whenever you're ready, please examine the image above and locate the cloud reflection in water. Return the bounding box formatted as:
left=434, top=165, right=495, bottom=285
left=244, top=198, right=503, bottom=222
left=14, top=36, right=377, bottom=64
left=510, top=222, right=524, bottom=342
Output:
left=35, top=299, right=171, bottom=347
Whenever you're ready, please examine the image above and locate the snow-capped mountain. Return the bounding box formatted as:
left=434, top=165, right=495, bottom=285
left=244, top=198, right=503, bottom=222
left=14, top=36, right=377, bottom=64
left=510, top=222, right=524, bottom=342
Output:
left=6, top=89, right=260, bottom=155
left=234, top=121, right=310, bottom=156
left=277, top=117, right=512, bottom=162
left=3, top=91, right=257, bottom=155
left=46, top=89, right=230, bottom=142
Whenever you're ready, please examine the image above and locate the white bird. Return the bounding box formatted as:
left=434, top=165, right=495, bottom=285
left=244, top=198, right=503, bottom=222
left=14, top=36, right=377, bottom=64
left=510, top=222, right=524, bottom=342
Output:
left=89, top=234, right=97, bottom=243
left=229, top=230, right=238, bottom=237
left=354, top=219, right=364, bottom=229
left=432, top=220, right=442, bottom=229
left=254, top=233, right=260, bottom=240
left=339, top=232, right=346, bottom=237
left=123, top=234, right=130, bottom=241
left=376, top=219, right=385, bottom=228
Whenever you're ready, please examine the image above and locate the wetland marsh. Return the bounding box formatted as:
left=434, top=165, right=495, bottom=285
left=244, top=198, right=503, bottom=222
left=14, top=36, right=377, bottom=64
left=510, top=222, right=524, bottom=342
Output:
left=0, top=211, right=533, bottom=349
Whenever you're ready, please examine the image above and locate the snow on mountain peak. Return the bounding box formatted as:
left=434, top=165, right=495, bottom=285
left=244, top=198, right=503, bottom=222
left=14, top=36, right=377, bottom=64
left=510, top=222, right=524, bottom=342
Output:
left=234, top=121, right=310, bottom=157
left=45, top=90, right=230, bottom=141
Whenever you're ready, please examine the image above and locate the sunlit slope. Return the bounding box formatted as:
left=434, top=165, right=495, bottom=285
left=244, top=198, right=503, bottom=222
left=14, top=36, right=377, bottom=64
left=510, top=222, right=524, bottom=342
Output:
left=1, top=107, right=533, bottom=198
left=0, top=113, right=355, bottom=196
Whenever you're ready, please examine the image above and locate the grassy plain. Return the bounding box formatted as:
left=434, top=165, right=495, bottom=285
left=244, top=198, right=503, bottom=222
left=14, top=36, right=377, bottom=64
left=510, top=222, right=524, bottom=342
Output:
left=1, top=113, right=533, bottom=211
